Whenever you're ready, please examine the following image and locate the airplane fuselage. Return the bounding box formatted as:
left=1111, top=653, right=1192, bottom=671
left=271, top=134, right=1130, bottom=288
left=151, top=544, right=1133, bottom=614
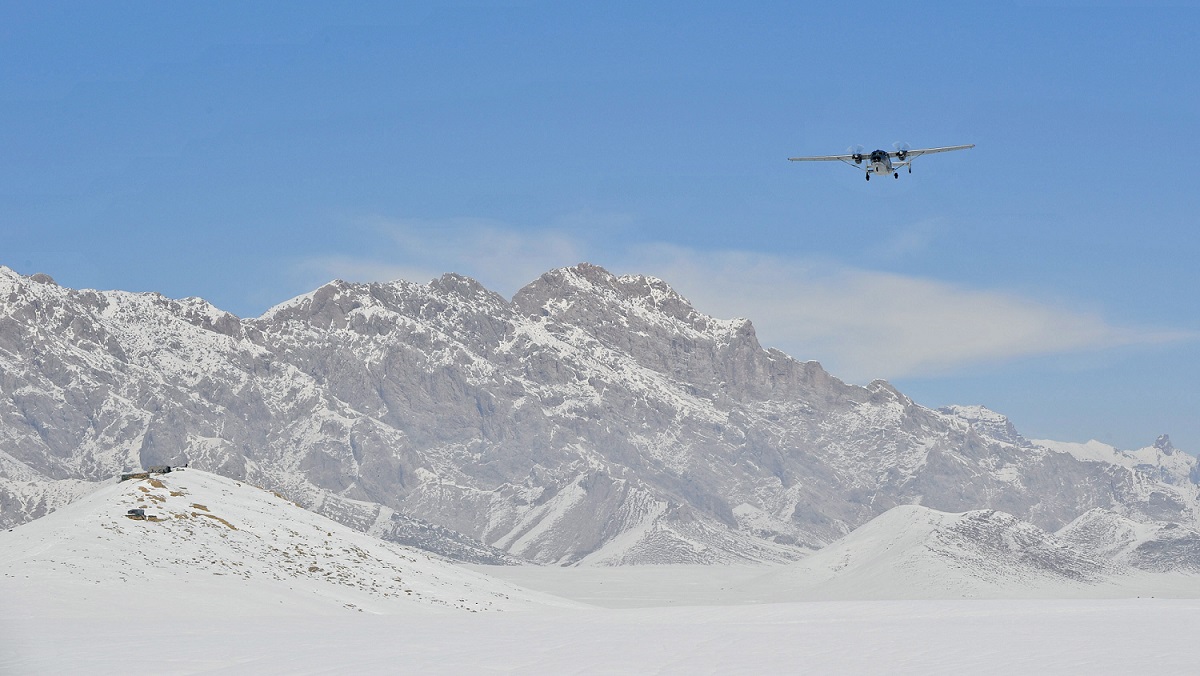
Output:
left=864, top=149, right=892, bottom=177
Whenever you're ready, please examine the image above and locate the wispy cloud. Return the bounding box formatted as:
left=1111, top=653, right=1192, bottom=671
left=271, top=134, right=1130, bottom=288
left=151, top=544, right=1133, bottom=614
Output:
left=295, top=218, right=1194, bottom=383
left=622, top=246, right=1192, bottom=382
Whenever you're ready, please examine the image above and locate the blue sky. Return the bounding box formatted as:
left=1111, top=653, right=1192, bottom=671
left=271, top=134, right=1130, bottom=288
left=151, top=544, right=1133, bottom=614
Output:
left=2, top=2, right=1198, bottom=451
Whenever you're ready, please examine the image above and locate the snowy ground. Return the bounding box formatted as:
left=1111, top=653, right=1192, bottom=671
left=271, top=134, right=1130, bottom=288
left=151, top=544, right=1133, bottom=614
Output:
left=5, top=471, right=1200, bottom=674
left=6, top=560, right=1199, bottom=675
left=470, top=561, right=1200, bottom=607
left=5, top=594, right=1200, bottom=674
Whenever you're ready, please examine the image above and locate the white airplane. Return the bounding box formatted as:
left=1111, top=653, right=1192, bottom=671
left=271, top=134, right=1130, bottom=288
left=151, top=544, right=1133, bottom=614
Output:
left=788, top=143, right=974, bottom=180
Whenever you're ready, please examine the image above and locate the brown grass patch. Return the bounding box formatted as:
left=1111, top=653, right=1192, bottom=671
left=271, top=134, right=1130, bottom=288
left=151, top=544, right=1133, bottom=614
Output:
left=148, top=478, right=166, bottom=489
left=191, top=503, right=209, bottom=512
left=193, top=512, right=237, bottom=530
left=137, top=486, right=149, bottom=493
left=170, top=491, right=185, bottom=497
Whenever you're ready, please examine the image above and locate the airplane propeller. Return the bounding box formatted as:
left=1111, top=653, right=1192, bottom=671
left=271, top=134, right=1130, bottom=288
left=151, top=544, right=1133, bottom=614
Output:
left=847, top=144, right=866, bottom=164
left=893, top=142, right=911, bottom=161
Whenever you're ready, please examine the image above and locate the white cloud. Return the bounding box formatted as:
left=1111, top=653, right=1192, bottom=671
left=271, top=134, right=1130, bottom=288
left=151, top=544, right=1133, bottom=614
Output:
left=295, top=219, right=1194, bottom=383
left=620, top=246, right=1192, bottom=382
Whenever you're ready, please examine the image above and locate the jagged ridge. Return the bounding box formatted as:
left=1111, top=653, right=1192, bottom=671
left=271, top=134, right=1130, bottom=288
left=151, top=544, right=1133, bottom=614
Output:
left=2, top=263, right=1198, bottom=565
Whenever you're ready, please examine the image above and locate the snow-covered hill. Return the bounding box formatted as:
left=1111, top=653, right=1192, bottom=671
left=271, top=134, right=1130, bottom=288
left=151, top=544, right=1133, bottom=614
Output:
left=737, top=505, right=1114, bottom=600
left=2, top=263, right=1198, bottom=565
left=1057, top=507, right=1200, bottom=573
left=0, top=468, right=568, bottom=615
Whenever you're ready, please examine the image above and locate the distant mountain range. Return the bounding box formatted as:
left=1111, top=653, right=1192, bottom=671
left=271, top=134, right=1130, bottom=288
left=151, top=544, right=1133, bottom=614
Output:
left=2, top=263, right=1198, bottom=568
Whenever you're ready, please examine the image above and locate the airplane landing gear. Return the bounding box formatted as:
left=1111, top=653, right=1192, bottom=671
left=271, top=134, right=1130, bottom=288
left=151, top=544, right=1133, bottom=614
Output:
left=894, top=172, right=899, bottom=179
left=865, top=173, right=870, bottom=181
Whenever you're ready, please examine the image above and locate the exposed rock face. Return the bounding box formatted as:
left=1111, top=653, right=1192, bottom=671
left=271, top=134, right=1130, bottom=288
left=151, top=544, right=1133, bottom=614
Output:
left=1057, top=508, right=1200, bottom=573
left=2, top=263, right=1198, bottom=564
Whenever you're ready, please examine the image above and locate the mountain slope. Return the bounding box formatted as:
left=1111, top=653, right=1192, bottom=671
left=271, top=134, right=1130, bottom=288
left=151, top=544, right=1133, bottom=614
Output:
left=2, top=264, right=1198, bottom=564
left=0, top=468, right=568, bottom=615
left=1056, top=507, right=1200, bottom=573
left=738, top=505, right=1114, bottom=600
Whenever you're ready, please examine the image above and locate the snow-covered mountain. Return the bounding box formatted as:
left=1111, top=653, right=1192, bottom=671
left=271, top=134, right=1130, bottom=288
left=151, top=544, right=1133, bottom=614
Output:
left=1034, top=435, right=1199, bottom=488
left=0, top=468, right=566, bottom=615
left=2, top=263, right=1198, bottom=565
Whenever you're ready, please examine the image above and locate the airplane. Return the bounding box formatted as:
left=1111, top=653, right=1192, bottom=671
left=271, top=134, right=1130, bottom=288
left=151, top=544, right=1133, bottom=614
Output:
left=788, top=143, right=974, bottom=180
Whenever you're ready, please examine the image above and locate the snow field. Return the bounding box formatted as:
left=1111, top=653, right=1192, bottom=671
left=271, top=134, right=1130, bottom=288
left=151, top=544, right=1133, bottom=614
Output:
left=5, top=599, right=1200, bottom=675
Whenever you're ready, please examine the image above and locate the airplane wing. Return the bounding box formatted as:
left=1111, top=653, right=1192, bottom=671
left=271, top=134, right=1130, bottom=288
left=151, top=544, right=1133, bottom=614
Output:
left=890, top=144, right=974, bottom=159
left=787, top=153, right=856, bottom=162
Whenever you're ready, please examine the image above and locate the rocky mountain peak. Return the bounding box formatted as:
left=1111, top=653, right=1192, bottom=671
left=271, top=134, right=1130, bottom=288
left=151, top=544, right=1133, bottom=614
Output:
left=514, top=263, right=669, bottom=306
left=512, top=263, right=750, bottom=348
left=1155, top=434, right=1176, bottom=455
left=430, top=272, right=504, bottom=302
left=940, top=404, right=1027, bottom=446
left=257, top=279, right=357, bottom=326
left=1, top=266, right=53, bottom=306
left=176, top=296, right=245, bottom=338
left=867, top=379, right=906, bottom=401
left=512, top=263, right=621, bottom=312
